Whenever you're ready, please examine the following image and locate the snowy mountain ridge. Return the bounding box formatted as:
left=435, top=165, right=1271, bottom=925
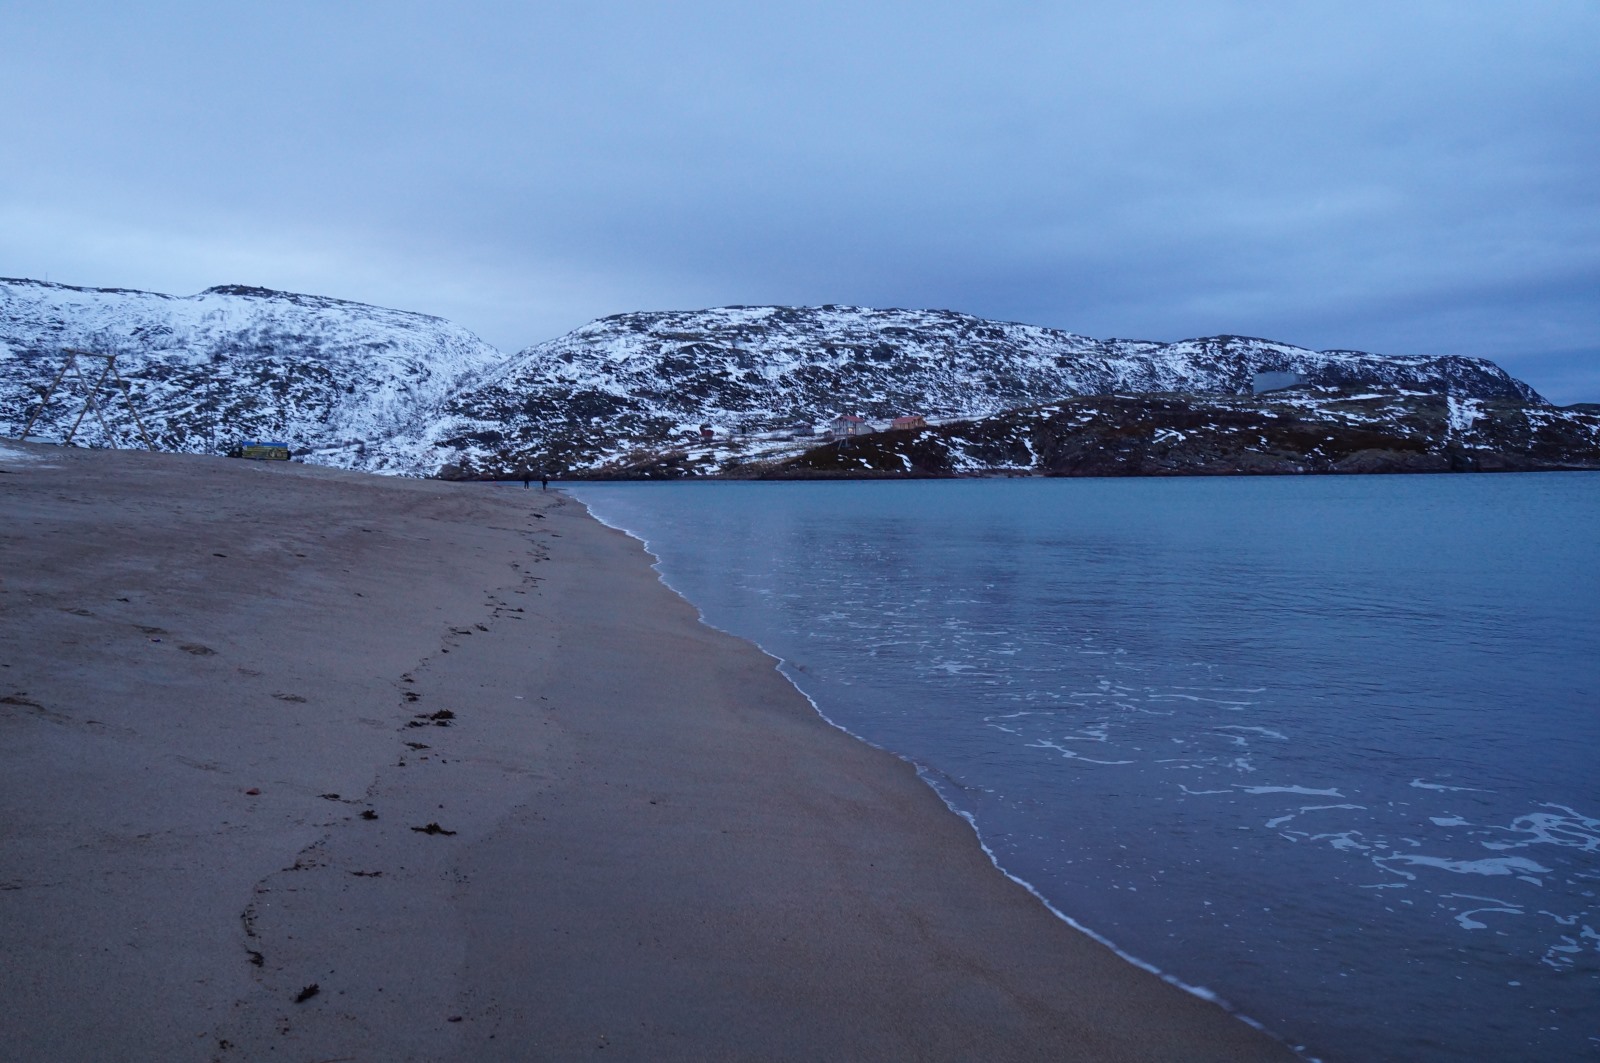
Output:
left=432, top=304, right=1542, bottom=474
left=0, top=278, right=1553, bottom=477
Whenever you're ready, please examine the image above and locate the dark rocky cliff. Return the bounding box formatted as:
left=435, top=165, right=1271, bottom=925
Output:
left=596, top=388, right=1600, bottom=479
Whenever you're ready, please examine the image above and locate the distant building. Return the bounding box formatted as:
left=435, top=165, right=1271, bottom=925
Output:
left=890, top=414, right=927, bottom=431
left=237, top=441, right=290, bottom=460
left=827, top=414, right=870, bottom=440
left=1252, top=371, right=1309, bottom=394
left=699, top=423, right=715, bottom=442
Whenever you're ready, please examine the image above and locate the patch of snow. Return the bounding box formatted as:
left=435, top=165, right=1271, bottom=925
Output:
left=1448, top=395, right=1484, bottom=434
left=0, top=440, right=57, bottom=466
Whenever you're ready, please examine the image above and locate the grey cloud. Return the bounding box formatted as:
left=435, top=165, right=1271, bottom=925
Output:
left=1, top=1, right=1595, bottom=400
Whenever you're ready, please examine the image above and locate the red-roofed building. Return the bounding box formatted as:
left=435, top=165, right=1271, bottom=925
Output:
left=827, top=414, right=869, bottom=440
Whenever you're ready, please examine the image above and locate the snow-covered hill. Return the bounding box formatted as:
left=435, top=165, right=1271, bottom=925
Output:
left=0, top=279, right=503, bottom=470
left=429, top=305, right=1544, bottom=475
left=0, top=282, right=1555, bottom=478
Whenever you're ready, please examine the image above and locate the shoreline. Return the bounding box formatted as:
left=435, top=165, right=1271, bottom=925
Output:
left=573, top=487, right=1274, bottom=1026
left=0, top=441, right=1298, bottom=1061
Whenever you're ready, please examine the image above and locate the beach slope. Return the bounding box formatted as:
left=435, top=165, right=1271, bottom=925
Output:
left=0, top=441, right=1295, bottom=1061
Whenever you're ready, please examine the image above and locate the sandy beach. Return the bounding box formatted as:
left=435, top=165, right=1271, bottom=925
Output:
left=0, top=440, right=1296, bottom=1062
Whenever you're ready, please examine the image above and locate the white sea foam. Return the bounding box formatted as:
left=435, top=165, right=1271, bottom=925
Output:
left=1176, top=686, right=1268, bottom=694
left=1027, top=739, right=1135, bottom=765
left=1237, top=785, right=1346, bottom=797
left=1149, top=693, right=1255, bottom=706
left=1215, top=725, right=1289, bottom=740
left=1373, top=854, right=1552, bottom=881
left=1308, top=831, right=1373, bottom=852
left=1035, top=721, right=1115, bottom=744
left=1481, top=804, right=1600, bottom=853
left=1450, top=901, right=1524, bottom=931
left=1411, top=778, right=1491, bottom=793
left=1266, top=804, right=1366, bottom=829
left=1541, top=933, right=1599, bottom=970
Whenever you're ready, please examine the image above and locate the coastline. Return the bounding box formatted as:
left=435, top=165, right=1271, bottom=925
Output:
left=571, top=487, right=1267, bottom=1018
left=0, top=441, right=1297, bottom=1061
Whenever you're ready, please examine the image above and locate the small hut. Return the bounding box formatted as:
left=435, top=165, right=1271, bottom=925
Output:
left=890, top=414, right=927, bottom=431
left=237, top=441, right=291, bottom=460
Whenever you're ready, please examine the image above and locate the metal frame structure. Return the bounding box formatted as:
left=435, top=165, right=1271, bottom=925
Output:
left=20, top=349, right=156, bottom=451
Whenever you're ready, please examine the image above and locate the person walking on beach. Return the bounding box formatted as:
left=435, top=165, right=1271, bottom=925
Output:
left=541, top=472, right=549, bottom=490
left=522, top=472, right=530, bottom=489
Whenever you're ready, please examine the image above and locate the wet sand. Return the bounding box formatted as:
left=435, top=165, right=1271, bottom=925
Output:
left=0, top=440, right=1297, bottom=1061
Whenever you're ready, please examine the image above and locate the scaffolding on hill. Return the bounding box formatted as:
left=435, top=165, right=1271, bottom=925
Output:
left=20, top=349, right=157, bottom=451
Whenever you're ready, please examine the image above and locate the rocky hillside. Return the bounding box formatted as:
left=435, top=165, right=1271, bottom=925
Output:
left=430, top=306, right=1543, bottom=476
left=599, top=388, right=1595, bottom=479
left=0, top=278, right=502, bottom=470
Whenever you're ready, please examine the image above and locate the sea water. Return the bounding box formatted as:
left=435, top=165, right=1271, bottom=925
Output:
left=569, top=475, right=1600, bottom=1062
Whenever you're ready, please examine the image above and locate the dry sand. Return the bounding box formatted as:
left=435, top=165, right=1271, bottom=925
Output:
left=0, top=440, right=1298, bottom=1062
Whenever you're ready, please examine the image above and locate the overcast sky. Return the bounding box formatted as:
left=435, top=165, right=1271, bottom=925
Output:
left=3, top=2, right=1596, bottom=402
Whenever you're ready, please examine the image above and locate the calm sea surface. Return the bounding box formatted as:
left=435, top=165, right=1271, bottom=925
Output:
left=569, top=474, right=1600, bottom=1062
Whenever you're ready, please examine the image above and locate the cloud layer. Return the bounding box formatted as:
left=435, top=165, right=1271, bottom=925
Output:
left=3, top=1, right=1596, bottom=401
